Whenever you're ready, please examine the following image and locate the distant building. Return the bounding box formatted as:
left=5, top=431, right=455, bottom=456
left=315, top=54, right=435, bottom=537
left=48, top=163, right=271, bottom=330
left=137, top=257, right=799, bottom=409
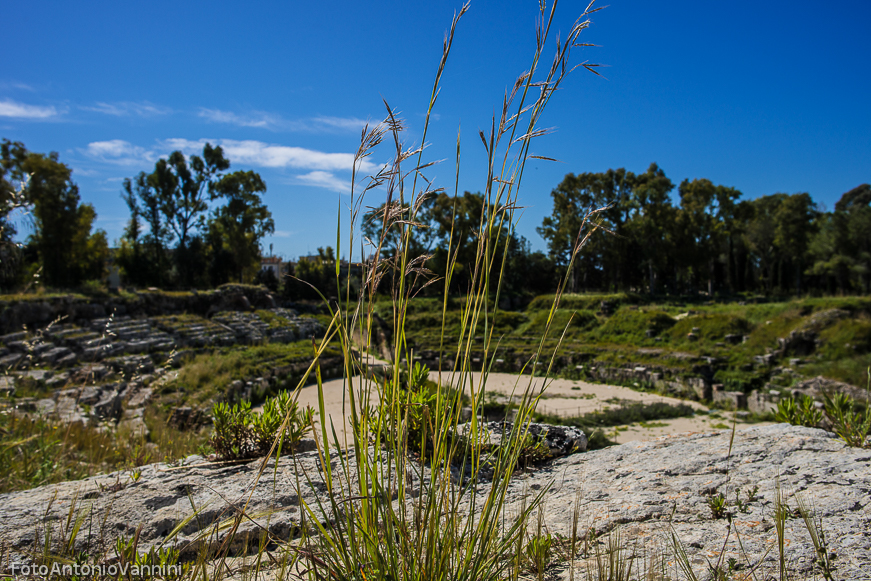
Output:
left=260, top=256, right=284, bottom=277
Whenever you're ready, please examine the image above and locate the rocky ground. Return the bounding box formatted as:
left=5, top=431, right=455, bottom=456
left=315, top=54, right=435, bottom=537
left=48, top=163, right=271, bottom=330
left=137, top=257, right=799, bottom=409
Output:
left=0, top=423, right=867, bottom=580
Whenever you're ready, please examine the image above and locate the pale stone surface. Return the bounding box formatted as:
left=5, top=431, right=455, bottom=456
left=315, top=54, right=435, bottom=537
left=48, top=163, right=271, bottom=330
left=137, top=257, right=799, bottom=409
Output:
left=0, top=424, right=867, bottom=579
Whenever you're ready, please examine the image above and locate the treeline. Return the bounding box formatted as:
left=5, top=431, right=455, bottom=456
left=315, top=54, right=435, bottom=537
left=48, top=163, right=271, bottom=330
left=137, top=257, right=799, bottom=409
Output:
left=538, top=164, right=870, bottom=296
left=3, top=140, right=867, bottom=300
left=117, top=143, right=273, bottom=289
left=0, top=140, right=274, bottom=292
left=308, top=164, right=869, bottom=301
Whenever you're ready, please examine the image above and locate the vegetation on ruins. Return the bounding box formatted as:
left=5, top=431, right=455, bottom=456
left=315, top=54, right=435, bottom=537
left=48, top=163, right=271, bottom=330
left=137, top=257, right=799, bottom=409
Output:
left=1, top=1, right=870, bottom=580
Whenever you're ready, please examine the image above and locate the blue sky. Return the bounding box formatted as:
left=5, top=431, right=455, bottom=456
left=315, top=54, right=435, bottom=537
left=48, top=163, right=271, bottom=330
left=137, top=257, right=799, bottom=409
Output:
left=2, top=0, right=869, bottom=261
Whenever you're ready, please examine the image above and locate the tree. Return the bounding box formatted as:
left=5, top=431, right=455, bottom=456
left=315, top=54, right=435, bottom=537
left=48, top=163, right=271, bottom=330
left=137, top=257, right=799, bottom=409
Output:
left=538, top=169, right=638, bottom=292
left=627, top=163, right=675, bottom=294
left=810, top=184, right=871, bottom=293
left=2, top=142, right=108, bottom=288
left=162, top=145, right=230, bottom=250
left=674, top=178, right=741, bottom=295
left=121, top=144, right=270, bottom=289
left=773, top=193, right=818, bottom=294
left=292, top=247, right=336, bottom=299
left=0, top=140, right=31, bottom=287
left=120, top=172, right=171, bottom=286
left=209, top=171, right=273, bottom=283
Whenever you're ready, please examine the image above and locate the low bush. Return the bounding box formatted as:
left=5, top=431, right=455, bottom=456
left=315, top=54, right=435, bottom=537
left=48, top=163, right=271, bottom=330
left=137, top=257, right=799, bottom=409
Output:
left=823, top=391, right=871, bottom=448
left=776, top=387, right=870, bottom=448
left=775, top=394, right=823, bottom=427
left=210, top=391, right=313, bottom=460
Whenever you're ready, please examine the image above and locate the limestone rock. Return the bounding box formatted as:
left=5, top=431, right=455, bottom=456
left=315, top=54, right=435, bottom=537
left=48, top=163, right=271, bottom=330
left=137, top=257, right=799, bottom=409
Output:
left=0, top=424, right=868, bottom=579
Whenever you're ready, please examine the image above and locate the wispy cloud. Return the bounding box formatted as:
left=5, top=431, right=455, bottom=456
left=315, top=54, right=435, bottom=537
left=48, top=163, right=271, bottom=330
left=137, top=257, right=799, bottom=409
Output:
left=160, top=138, right=378, bottom=173
left=0, top=99, right=61, bottom=119
left=83, top=101, right=172, bottom=117
left=312, top=116, right=372, bottom=131
left=296, top=170, right=352, bottom=193
left=272, top=230, right=292, bottom=238
left=198, top=108, right=287, bottom=130
left=79, top=137, right=379, bottom=184
left=0, top=81, right=36, bottom=92
left=199, top=108, right=372, bottom=133
left=81, top=140, right=154, bottom=166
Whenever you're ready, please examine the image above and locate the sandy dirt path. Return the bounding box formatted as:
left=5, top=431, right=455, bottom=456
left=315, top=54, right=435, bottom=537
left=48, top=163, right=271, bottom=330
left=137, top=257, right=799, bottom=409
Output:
left=280, top=370, right=766, bottom=446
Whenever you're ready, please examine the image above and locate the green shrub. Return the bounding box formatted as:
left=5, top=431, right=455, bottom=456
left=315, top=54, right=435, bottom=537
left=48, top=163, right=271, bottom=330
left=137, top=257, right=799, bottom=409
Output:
left=775, top=394, right=823, bottom=427
left=823, top=391, right=871, bottom=448
left=210, top=391, right=313, bottom=460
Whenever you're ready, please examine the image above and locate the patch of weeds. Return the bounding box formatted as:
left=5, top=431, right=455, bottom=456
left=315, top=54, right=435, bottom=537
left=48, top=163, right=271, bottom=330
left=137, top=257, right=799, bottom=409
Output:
left=638, top=420, right=669, bottom=428
left=210, top=391, right=314, bottom=460
left=710, top=422, right=731, bottom=429
left=515, top=308, right=598, bottom=338
left=165, top=341, right=340, bottom=407
left=254, top=309, right=290, bottom=328
left=796, top=493, right=839, bottom=580
left=707, top=492, right=729, bottom=519
left=593, top=308, right=676, bottom=343
left=524, top=532, right=553, bottom=578
left=526, top=292, right=640, bottom=312
left=586, top=429, right=615, bottom=450
left=822, top=391, right=871, bottom=448
left=668, top=313, right=752, bottom=344
left=775, top=394, right=823, bottom=427
left=734, top=485, right=759, bottom=513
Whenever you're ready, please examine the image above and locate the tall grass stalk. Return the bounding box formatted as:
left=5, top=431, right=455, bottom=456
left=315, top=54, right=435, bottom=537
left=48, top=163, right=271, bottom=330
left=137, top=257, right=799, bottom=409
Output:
left=276, top=2, right=604, bottom=581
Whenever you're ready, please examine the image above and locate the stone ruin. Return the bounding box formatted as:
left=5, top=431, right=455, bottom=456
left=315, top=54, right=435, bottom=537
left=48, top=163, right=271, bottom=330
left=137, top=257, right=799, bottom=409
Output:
left=0, top=300, right=325, bottom=436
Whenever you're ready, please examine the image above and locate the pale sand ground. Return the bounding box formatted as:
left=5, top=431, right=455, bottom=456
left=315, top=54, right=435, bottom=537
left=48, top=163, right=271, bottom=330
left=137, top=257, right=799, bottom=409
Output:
left=278, top=370, right=766, bottom=446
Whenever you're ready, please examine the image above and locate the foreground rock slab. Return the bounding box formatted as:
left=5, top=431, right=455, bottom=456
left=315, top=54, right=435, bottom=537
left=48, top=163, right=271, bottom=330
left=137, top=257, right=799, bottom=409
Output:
left=0, top=424, right=868, bottom=579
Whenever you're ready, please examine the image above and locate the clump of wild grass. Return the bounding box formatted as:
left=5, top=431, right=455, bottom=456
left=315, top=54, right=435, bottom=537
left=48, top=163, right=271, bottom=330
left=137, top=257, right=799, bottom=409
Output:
left=268, top=2, right=608, bottom=581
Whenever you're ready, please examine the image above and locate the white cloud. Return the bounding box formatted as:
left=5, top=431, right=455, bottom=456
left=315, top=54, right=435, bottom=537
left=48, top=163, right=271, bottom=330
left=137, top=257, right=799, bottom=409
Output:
left=84, top=101, right=171, bottom=117
left=158, top=138, right=378, bottom=173
left=296, top=170, right=352, bottom=193
left=198, top=108, right=287, bottom=130
left=82, top=140, right=154, bottom=166
left=312, top=116, right=371, bottom=131
left=80, top=137, right=380, bottom=184
left=0, top=99, right=59, bottom=119
left=0, top=81, right=36, bottom=92
left=272, top=230, right=292, bottom=238
left=199, top=108, right=373, bottom=134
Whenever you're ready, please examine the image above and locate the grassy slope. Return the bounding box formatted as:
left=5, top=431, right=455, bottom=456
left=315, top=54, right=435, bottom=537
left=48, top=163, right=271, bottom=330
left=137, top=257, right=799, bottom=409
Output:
left=398, top=293, right=871, bottom=389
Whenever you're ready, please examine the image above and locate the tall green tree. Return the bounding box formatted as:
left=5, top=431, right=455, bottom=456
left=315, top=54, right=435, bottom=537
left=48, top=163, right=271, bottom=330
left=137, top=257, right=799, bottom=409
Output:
left=209, top=171, right=273, bottom=283
left=538, top=169, right=639, bottom=292
left=120, top=172, right=170, bottom=286
left=120, top=144, right=270, bottom=288
left=1, top=142, right=108, bottom=288
left=627, top=163, right=675, bottom=294
left=0, top=140, right=30, bottom=287
left=674, top=178, right=741, bottom=295
left=773, top=192, right=818, bottom=294
left=810, top=184, right=871, bottom=293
